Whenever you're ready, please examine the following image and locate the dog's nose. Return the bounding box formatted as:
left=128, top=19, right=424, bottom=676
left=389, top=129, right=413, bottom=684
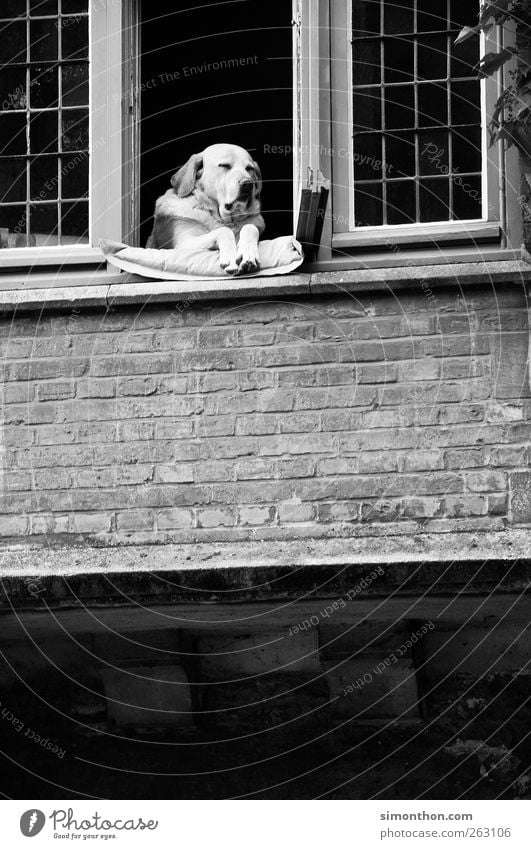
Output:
left=224, top=202, right=234, bottom=211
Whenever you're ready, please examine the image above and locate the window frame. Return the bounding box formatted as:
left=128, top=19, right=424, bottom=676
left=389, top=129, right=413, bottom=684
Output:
left=0, top=0, right=125, bottom=270
left=293, top=0, right=522, bottom=267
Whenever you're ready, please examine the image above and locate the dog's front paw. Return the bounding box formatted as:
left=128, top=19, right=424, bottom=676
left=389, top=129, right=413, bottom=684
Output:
left=235, top=248, right=260, bottom=275
left=219, top=251, right=239, bottom=275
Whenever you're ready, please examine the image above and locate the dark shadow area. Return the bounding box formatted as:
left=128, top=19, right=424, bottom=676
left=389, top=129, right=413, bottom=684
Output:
left=139, top=0, right=293, bottom=246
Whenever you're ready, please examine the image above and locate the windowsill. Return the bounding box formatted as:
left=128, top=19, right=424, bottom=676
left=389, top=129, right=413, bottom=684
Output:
left=0, top=256, right=530, bottom=312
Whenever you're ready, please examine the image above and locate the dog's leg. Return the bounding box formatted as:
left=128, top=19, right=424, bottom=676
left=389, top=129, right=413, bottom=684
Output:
left=214, top=227, right=240, bottom=274
left=184, top=228, right=239, bottom=275
left=235, top=224, right=260, bottom=274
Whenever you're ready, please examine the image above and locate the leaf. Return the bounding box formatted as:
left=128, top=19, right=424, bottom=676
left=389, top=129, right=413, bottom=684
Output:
left=479, top=0, right=513, bottom=27
left=477, top=47, right=517, bottom=78
left=491, top=123, right=516, bottom=148
left=509, top=121, right=531, bottom=157
left=454, top=24, right=482, bottom=44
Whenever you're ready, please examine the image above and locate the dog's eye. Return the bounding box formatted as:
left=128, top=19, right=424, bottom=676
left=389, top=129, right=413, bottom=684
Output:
left=219, top=163, right=231, bottom=169
left=246, top=165, right=255, bottom=174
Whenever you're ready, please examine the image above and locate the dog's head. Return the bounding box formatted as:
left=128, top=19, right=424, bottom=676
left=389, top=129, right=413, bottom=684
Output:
left=170, top=143, right=262, bottom=222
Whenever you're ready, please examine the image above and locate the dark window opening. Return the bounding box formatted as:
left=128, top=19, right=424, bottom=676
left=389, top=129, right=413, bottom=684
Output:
left=139, top=0, right=293, bottom=247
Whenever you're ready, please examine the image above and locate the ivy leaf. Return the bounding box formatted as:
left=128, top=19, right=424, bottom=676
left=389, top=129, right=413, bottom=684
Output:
left=454, top=24, right=482, bottom=44
left=490, top=122, right=516, bottom=149
left=479, top=0, right=513, bottom=27
left=477, top=47, right=517, bottom=78
left=509, top=121, right=531, bottom=157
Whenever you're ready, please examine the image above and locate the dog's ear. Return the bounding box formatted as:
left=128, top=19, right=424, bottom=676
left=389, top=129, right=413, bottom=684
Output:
left=170, top=153, right=203, bottom=197
left=249, top=159, right=262, bottom=199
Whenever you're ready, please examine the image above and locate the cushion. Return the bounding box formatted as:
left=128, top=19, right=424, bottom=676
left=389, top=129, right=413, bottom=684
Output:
left=101, top=236, right=304, bottom=281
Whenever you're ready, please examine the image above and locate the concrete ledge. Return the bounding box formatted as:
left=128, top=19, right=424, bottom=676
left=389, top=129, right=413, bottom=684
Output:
left=0, top=260, right=529, bottom=312
left=0, top=529, right=530, bottom=579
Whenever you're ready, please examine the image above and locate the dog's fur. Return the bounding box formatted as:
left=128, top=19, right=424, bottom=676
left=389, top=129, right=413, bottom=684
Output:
left=146, top=143, right=265, bottom=275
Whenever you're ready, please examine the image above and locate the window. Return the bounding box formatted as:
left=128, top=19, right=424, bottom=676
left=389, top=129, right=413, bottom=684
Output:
left=296, top=0, right=521, bottom=264
left=0, top=0, right=123, bottom=268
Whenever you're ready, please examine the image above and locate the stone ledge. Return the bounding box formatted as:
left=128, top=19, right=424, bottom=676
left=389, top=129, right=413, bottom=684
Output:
left=1, top=529, right=530, bottom=578
left=0, top=259, right=529, bottom=312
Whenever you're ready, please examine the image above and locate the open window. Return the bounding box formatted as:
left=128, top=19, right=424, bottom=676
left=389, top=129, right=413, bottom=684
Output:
left=296, top=0, right=522, bottom=267
left=137, top=0, right=294, bottom=248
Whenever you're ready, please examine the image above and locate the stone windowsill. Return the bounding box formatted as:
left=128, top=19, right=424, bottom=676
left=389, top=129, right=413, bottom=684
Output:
left=0, top=259, right=530, bottom=312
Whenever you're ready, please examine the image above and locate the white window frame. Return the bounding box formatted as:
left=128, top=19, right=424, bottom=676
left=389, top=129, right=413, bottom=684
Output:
left=294, top=0, right=522, bottom=267
left=0, top=0, right=125, bottom=270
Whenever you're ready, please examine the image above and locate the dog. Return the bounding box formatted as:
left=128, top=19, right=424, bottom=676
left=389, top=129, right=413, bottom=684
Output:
left=146, top=143, right=265, bottom=275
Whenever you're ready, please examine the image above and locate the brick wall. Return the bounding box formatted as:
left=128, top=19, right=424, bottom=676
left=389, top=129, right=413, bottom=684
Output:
left=0, top=282, right=529, bottom=545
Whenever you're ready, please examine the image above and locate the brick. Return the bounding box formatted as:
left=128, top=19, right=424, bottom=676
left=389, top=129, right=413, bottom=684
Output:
left=444, top=448, right=485, bottom=469
left=204, top=394, right=256, bottom=417
left=397, top=359, right=439, bottom=382
left=235, top=415, right=278, bottom=435
left=277, top=457, right=315, bottom=478
left=466, top=471, right=506, bottom=492
left=360, top=500, right=402, bottom=523
left=117, top=377, right=159, bottom=396
left=278, top=501, right=315, bottom=523
left=321, top=411, right=361, bottom=432
left=235, top=459, right=275, bottom=480
left=91, top=355, right=174, bottom=377
left=116, top=510, right=156, bottom=531
left=0, top=515, right=29, bottom=536
left=157, top=508, right=195, bottom=529
left=238, top=506, right=277, bottom=526
left=77, top=379, right=116, bottom=399
left=154, top=420, right=195, bottom=440
left=318, top=502, right=360, bottom=523
left=2, top=358, right=89, bottom=382
left=443, top=495, right=488, bottom=517
left=355, top=362, right=397, bottom=384
left=30, top=514, right=71, bottom=535
left=488, top=493, right=508, bottom=516
left=194, top=461, right=235, bottom=482
left=1, top=384, right=34, bottom=404
left=318, top=458, right=359, bottom=476
left=492, top=331, right=530, bottom=400
left=359, top=452, right=399, bottom=474
left=510, top=472, right=531, bottom=523
left=279, top=412, right=321, bottom=433
left=154, top=465, right=194, bottom=484
left=72, top=513, right=112, bottom=534
left=259, top=391, right=295, bottom=413
left=238, top=370, right=275, bottom=391
left=401, top=497, right=441, bottom=519
left=195, top=417, right=236, bottom=437
left=485, top=401, right=524, bottom=423
left=196, top=508, right=236, bottom=528
left=399, top=450, right=443, bottom=472
left=489, top=446, right=528, bottom=467
left=37, top=382, right=75, bottom=401
left=194, top=326, right=237, bottom=348
left=73, top=466, right=153, bottom=488
left=188, top=372, right=238, bottom=393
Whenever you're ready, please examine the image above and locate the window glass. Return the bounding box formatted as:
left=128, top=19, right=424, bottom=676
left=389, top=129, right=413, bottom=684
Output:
left=352, top=0, right=482, bottom=227
left=0, top=1, right=89, bottom=249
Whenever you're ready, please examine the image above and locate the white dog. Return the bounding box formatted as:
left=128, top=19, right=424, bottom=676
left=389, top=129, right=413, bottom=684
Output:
left=146, top=143, right=265, bottom=275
